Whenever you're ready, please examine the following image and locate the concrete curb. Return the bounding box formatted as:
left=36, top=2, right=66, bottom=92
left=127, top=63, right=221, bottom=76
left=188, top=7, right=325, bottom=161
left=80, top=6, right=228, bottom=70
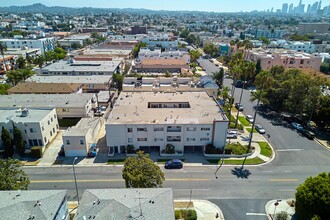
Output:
left=265, top=198, right=295, bottom=220
left=314, top=138, right=330, bottom=151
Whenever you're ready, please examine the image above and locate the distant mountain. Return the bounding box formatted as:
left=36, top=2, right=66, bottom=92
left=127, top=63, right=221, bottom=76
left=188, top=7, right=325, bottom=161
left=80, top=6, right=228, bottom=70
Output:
left=0, top=3, right=213, bottom=15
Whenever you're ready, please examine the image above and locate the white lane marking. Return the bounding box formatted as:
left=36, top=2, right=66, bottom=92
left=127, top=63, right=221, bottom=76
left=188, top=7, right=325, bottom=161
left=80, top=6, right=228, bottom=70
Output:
left=34, top=172, right=47, bottom=174
left=284, top=170, right=292, bottom=173
left=279, top=189, right=295, bottom=192
left=262, top=171, right=273, bottom=173
left=276, top=149, right=304, bottom=152
left=246, top=213, right=267, bottom=216
left=173, top=189, right=211, bottom=191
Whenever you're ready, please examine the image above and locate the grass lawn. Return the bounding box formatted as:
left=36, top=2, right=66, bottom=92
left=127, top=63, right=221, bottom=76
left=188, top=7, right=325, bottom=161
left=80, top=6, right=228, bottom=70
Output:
left=238, top=116, right=250, bottom=126
left=259, top=142, right=272, bottom=157
left=230, top=114, right=236, bottom=123
left=207, top=157, right=265, bottom=165
left=246, top=127, right=257, bottom=133
left=107, top=159, right=126, bottom=165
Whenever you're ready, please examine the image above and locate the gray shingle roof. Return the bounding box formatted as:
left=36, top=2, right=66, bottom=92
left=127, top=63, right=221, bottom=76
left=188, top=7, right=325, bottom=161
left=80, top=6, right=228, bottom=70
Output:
left=74, top=188, right=174, bottom=220
left=0, top=190, right=67, bottom=220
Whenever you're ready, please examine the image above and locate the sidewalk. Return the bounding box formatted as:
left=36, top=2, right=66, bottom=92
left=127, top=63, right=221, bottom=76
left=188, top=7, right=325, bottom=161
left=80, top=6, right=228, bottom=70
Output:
left=265, top=199, right=295, bottom=220
left=175, top=200, right=225, bottom=220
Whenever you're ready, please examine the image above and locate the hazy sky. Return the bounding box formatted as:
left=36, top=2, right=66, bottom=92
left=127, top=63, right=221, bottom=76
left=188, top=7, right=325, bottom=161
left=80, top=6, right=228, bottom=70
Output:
left=2, top=0, right=329, bottom=12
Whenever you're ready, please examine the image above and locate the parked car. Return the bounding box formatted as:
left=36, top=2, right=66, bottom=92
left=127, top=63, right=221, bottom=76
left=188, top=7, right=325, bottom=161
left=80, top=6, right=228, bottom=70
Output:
left=246, top=115, right=254, bottom=123
left=227, top=130, right=238, bottom=139
left=235, top=103, right=244, bottom=111
left=302, top=130, right=315, bottom=140
left=291, top=122, right=304, bottom=131
left=165, top=159, right=183, bottom=169
left=255, top=124, right=266, bottom=134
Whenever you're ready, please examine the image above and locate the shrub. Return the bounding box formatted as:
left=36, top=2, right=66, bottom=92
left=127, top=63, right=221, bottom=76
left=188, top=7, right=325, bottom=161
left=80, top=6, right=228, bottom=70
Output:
left=126, top=145, right=136, bottom=154
left=175, top=209, right=197, bottom=220
left=204, top=144, right=223, bottom=154
left=276, top=211, right=289, bottom=220
left=30, top=146, right=43, bottom=158
left=228, top=122, right=244, bottom=131
left=165, top=144, right=175, bottom=154
left=225, top=143, right=249, bottom=155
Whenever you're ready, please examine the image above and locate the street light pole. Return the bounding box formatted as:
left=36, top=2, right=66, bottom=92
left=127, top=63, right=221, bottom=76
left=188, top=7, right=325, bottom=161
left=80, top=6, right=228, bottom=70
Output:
left=73, top=157, right=80, bottom=205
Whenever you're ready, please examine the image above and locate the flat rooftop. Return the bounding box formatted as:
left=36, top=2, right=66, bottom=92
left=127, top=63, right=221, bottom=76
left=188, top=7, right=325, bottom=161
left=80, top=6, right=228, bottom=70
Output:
left=0, top=93, right=94, bottom=108
left=107, top=91, right=226, bottom=125
left=63, top=117, right=101, bottom=137
left=82, top=49, right=131, bottom=56
left=0, top=108, right=55, bottom=123
left=41, top=60, right=121, bottom=73
left=27, top=75, right=112, bottom=84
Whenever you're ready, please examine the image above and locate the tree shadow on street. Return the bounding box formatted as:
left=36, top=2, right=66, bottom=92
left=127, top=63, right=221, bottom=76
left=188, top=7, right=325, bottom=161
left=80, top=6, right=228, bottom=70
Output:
left=231, top=166, right=252, bottom=179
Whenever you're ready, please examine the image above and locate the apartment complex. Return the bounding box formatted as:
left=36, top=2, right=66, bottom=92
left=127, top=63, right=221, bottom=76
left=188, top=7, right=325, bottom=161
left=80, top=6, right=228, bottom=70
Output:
left=141, top=33, right=178, bottom=49
left=7, top=82, right=83, bottom=95
left=0, top=37, right=55, bottom=54
left=297, top=23, right=330, bottom=34
left=27, top=75, right=112, bottom=93
left=40, top=60, right=121, bottom=75
left=106, top=91, right=228, bottom=154
left=0, top=93, right=95, bottom=119
left=246, top=48, right=322, bottom=71
left=0, top=108, right=59, bottom=151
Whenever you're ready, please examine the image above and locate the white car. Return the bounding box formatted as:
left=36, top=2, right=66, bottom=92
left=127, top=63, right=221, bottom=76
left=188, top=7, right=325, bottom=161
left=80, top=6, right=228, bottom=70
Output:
left=246, top=115, right=254, bottom=123
left=227, top=130, right=238, bottom=139
left=255, top=124, right=266, bottom=134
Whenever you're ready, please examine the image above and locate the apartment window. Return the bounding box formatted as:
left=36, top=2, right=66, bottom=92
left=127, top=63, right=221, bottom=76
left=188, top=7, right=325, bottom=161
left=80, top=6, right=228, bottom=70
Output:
left=53, top=128, right=55, bottom=133
left=28, top=139, right=33, bottom=146
left=137, top=138, right=147, bottom=141
left=201, top=128, right=211, bottom=131
left=50, top=131, right=52, bottom=136
left=42, top=126, right=44, bottom=131
left=62, top=108, right=69, bottom=112
left=51, top=117, right=53, bottom=122
left=137, top=128, right=147, bottom=132
left=128, top=138, right=133, bottom=143
left=186, top=138, right=196, bottom=141
left=167, top=136, right=181, bottom=142
left=154, top=127, right=164, bottom=131
left=44, top=137, right=47, bottom=143
left=29, top=128, right=35, bottom=133
left=24, top=129, right=27, bottom=134
left=127, top=128, right=133, bottom=132
left=186, top=127, right=196, bottom=131
left=80, top=140, right=84, bottom=145
left=38, top=139, right=42, bottom=146
left=200, top=138, right=209, bottom=141
left=47, top=120, right=50, bottom=125
left=66, top=140, right=70, bottom=145
left=54, top=114, right=57, bottom=119
left=154, top=138, right=163, bottom=142
left=167, top=126, right=181, bottom=132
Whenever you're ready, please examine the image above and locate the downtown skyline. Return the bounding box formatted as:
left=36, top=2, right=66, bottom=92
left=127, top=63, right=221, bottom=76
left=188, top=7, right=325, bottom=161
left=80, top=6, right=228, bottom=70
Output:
left=1, top=0, right=329, bottom=13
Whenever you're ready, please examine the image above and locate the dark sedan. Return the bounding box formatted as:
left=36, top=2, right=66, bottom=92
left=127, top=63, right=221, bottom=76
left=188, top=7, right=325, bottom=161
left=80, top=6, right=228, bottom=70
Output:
left=165, top=159, right=183, bottom=169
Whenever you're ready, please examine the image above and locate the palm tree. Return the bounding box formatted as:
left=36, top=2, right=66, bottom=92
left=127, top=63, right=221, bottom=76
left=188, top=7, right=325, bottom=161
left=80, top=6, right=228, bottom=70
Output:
left=0, top=41, right=8, bottom=74
left=235, top=61, right=256, bottom=127
left=247, top=89, right=266, bottom=151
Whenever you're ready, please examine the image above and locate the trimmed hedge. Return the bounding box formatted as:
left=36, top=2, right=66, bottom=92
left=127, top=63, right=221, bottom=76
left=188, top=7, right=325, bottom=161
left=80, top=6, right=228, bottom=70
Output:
left=30, top=146, right=43, bottom=158
left=225, top=143, right=249, bottom=155
left=175, top=209, right=197, bottom=220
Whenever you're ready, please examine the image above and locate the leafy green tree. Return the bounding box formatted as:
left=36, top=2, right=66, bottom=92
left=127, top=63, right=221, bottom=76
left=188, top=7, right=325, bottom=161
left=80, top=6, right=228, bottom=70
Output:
left=314, top=95, right=330, bottom=128
left=13, top=124, right=24, bottom=157
left=132, top=42, right=147, bottom=58
left=203, top=43, right=218, bottom=57
left=0, top=84, right=11, bottom=95
left=33, top=55, right=45, bottom=68
left=112, top=73, right=124, bottom=91
left=189, top=50, right=201, bottom=63
left=258, top=36, right=270, bottom=45
left=16, top=56, right=26, bottom=69
left=6, top=70, right=22, bottom=86
left=212, top=68, right=224, bottom=88
left=179, top=29, right=190, bottom=38
left=0, top=158, right=30, bottom=190
left=295, top=172, right=330, bottom=220
left=1, top=127, right=14, bottom=158
left=122, top=151, right=165, bottom=188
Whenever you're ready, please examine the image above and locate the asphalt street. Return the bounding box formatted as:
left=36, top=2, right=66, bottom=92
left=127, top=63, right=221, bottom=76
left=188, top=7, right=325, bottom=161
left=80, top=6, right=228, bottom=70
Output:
left=24, top=58, right=330, bottom=220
